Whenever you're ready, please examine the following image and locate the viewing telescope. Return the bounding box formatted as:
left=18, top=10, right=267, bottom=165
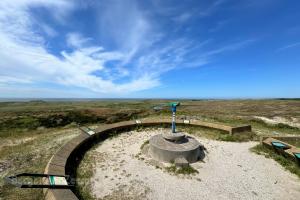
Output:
left=168, top=102, right=180, bottom=133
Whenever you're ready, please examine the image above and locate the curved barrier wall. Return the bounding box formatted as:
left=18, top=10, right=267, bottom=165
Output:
left=43, top=119, right=251, bottom=200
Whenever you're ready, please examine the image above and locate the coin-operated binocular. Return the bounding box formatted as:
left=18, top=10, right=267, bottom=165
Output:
left=168, top=102, right=180, bottom=133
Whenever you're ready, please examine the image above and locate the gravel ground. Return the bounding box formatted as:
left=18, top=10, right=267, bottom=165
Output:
left=90, top=128, right=300, bottom=200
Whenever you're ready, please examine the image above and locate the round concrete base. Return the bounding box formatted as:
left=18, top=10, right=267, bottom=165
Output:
left=162, top=132, right=185, bottom=142
left=149, top=134, right=203, bottom=163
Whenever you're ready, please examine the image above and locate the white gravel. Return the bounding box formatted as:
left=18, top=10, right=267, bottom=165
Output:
left=90, top=128, right=300, bottom=200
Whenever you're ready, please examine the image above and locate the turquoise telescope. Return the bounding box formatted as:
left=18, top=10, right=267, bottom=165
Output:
left=169, top=102, right=180, bottom=133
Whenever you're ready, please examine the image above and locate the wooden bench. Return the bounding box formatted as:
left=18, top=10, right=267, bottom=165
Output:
left=262, top=137, right=300, bottom=162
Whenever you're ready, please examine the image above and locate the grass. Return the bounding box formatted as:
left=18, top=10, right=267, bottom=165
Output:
left=1, top=99, right=300, bottom=199
left=0, top=127, right=81, bottom=200
left=250, top=144, right=300, bottom=179
left=1, top=99, right=300, bottom=138
left=0, top=100, right=153, bottom=139
left=179, top=125, right=257, bottom=142
left=180, top=125, right=227, bottom=140
left=165, top=164, right=199, bottom=175
left=176, top=165, right=199, bottom=174
left=249, top=118, right=300, bottom=132
left=210, top=116, right=300, bottom=136
left=108, top=130, right=119, bottom=138
left=217, top=132, right=257, bottom=142
left=280, top=140, right=300, bottom=148
left=140, top=140, right=149, bottom=150
left=75, top=149, right=97, bottom=200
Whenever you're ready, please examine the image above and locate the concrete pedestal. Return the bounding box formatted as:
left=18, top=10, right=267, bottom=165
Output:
left=149, top=134, right=203, bottom=163
left=162, top=132, right=185, bottom=142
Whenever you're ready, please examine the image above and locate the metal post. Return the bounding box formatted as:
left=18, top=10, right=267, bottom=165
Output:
left=171, top=105, right=176, bottom=133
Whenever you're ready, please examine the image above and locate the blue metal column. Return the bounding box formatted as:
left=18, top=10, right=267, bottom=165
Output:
left=171, top=105, right=176, bottom=133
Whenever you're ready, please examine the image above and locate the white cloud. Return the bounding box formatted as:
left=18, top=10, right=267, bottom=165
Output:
left=66, top=33, right=93, bottom=48
left=0, top=0, right=254, bottom=97
left=276, top=42, right=300, bottom=52
left=39, top=23, right=58, bottom=37
left=0, top=76, right=32, bottom=84
left=0, top=0, right=160, bottom=95
left=96, top=0, right=156, bottom=64
left=201, top=39, right=256, bottom=57
left=173, top=12, right=193, bottom=23
left=209, top=19, right=230, bottom=32
left=198, top=0, right=227, bottom=17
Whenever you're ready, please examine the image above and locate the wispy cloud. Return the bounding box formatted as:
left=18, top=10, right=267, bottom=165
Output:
left=97, top=0, right=153, bottom=57
left=276, top=42, right=300, bottom=52
left=201, top=39, right=256, bottom=57
left=173, top=12, right=193, bottom=23
left=209, top=19, right=230, bottom=32
left=0, top=0, right=254, bottom=97
left=0, top=0, right=158, bottom=94
left=39, top=23, right=58, bottom=37
left=198, top=0, right=227, bottom=17
left=66, top=33, right=93, bottom=48
left=0, top=76, right=32, bottom=84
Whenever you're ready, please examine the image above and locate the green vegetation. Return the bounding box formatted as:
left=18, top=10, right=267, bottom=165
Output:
left=179, top=125, right=257, bottom=142
left=165, top=164, right=198, bottom=175
left=1, top=99, right=300, bottom=199
left=0, top=100, right=154, bottom=139
left=1, top=99, right=300, bottom=138
left=250, top=144, right=300, bottom=178
left=180, top=125, right=227, bottom=140
left=0, top=127, right=81, bottom=200
left=108, top=130, right=119, bottom=138
left=140, top=140, right=149, bottom=150
left=279, top=139, right=300, bottom=148
left=75, top=149, right=97, bottom=200
left=217, top=132, right=257, bottom=142
left=0, top=110, right=145, bottom=138
left=249, top=118, right=300, bottom=132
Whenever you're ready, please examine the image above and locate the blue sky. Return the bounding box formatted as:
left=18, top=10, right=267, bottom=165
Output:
left=0, top=0, right=299, bottom=98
